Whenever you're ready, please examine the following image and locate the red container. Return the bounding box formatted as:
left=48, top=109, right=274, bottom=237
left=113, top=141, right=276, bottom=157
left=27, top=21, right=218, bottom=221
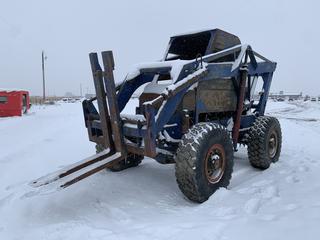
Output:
left=0, top=90, right=30, bottom=117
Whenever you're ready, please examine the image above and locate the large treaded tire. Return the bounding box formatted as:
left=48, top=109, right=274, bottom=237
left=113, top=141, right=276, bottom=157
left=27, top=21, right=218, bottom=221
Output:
left=96, top=144, right=143, bottom=172
left=247, top=116, right=282, bottom=169
left=175, top=122, right=234, bottom=203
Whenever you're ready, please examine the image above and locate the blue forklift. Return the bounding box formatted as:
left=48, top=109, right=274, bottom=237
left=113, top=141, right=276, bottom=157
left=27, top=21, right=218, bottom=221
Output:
left=32, top=29, right=281, bottom=203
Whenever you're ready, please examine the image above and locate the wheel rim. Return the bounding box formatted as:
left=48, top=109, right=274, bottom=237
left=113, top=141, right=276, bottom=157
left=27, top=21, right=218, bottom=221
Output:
left=204, top=144, right=226, bottom=184
left=268, top=130, right=278, bottom=158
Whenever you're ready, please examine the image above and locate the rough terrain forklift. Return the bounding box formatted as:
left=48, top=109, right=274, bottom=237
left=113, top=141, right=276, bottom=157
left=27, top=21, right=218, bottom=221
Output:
left=32, top=29, right=281, bottom=203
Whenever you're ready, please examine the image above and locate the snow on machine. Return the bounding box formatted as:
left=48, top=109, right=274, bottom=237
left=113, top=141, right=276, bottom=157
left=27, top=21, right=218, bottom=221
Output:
left=32, top=29, right=281, bottom=202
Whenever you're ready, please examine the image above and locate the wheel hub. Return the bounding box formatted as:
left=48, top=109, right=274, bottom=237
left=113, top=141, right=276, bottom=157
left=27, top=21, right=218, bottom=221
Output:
left=268, top=130, right=278, bottom=158
left=205, top=144, right=226, bottom=184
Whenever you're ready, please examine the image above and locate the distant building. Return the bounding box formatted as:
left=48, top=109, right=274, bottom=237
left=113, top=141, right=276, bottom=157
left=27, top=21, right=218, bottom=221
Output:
left=65, top=92, right=74, bottom=97
left=269, top=91, right=303, bottom=101
left=0, top=89, right=30, bottom=117
left=85, top=93, right=96, bottom=99
left=304, top=95, right=311, bottom=101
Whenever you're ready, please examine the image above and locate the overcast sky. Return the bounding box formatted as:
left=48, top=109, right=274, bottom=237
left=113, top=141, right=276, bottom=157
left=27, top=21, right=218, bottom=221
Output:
left=0, top=0, right=319, bottom=96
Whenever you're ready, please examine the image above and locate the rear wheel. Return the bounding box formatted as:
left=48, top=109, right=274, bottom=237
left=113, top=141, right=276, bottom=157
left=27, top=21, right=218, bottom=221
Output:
left=247, top=116, right=282, bottom=169
left=96, top=144, right=143, bottom=172
left=175, top=123, right=234, bottom=203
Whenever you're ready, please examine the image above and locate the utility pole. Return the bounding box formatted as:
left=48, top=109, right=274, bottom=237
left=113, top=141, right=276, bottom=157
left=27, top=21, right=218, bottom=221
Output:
left=42, top=51, right=47, bottom=102
left=80, top=84, right=83, bottom=97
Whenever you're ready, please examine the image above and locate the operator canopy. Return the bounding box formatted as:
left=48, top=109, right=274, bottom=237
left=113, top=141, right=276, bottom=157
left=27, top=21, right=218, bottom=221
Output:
left=166, top=28, right=241, bottom=60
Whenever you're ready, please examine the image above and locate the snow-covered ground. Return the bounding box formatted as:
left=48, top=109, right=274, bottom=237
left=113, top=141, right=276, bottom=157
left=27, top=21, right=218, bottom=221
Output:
left=0, top=101, right=319, bottom=240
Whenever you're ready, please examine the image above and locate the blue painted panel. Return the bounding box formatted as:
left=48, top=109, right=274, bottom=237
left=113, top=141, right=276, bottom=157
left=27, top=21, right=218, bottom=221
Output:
left=161, top=112, right=182, bottom=140
left=205, top=63, right=237, bottom=79
left=240, top=115, right=256, bottom=129
left=248, top=62, right=276, bottom=75
left=155, top=89, right=188, bottom=132
left=117, top=74, right=154, bottom=112
left=256, top=72, right=273, bottom=115
left=196, top=99, right=208, bottom=113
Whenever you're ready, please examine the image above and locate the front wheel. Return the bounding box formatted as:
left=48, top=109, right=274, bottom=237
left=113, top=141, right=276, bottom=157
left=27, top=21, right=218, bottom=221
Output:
left=175, top=123, right=234, bottom=203
left=247, top=116, right=282, bottom=169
